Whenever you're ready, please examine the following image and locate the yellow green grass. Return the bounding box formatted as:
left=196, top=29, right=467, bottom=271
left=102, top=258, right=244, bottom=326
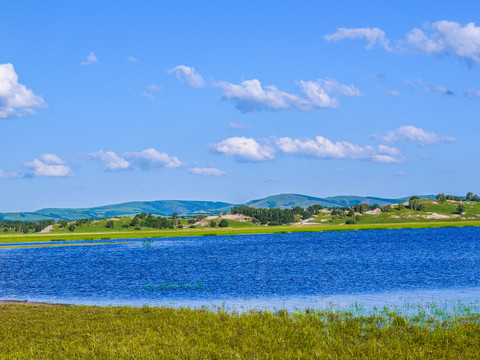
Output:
left=1, top=304, right=480, bottom=359
left=1, top=220, right=480, bottom=244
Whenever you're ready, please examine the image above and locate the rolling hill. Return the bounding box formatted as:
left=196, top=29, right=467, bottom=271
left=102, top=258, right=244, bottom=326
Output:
left=0, top=193, right=436, bottom=221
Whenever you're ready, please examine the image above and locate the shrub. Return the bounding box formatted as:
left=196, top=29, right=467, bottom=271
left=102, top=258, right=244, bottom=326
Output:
left=218, top=219, right=229, bottom=227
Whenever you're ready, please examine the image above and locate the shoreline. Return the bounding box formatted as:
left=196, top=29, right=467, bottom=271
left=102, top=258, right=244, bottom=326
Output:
left=0, top=220, right=480, bottom=244
left=0, top=300, right=70, bottom=307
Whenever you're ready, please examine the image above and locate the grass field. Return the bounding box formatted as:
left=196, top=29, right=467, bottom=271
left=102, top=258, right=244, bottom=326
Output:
left=1, top=303, right=480, bottom=359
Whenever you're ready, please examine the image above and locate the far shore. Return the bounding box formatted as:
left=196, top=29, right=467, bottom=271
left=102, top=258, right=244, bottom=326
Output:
left=1, top=220, right=480, bottom=244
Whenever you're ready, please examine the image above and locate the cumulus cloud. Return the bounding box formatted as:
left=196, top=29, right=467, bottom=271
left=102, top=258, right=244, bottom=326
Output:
left=402, top=21, right=480, bottom=62
left=275, top=136, right=404, bottom=163
left=325, top=27, right=391, bottom=50
left=24, top=154, right=72, bottom=177
left=87, top=151, right=130, bottom=170
left=215, top=78, right=360, bottom=112
left=212, top=137, right=275, bottom=162
left=0, top=63, right=46, bottom=118
left=327, top=21, right=480, bottom=63
left=125, top=148, right=185, bottom=170
left=188, top=167, right=226, bottom=176
left=376, top=125, right=457, bottom=146
left=81, top=52, right=98, bottom=65
left=168, top=65, right=205, bottom=88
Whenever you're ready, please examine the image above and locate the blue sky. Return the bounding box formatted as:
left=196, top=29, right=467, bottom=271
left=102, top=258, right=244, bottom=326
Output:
left=1, top=0, right=479, bottom=211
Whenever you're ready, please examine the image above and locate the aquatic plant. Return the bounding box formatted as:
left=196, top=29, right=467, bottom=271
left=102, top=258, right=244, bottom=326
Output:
left=142, top=238, right=153, bottom=248
left=2, top=302, right=480, bottom=358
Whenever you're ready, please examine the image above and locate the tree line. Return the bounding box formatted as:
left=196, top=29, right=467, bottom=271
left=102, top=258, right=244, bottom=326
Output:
left=231, top=205, right=324, bottom=225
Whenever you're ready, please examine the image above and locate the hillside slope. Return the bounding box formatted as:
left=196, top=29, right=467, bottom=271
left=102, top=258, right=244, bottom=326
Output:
left=0, top=193, right=437, bottom=221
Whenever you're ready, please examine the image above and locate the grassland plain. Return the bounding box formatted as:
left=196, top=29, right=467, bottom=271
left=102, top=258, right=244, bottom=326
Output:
left=1, top=304, right=480, bottom=359
left=1, top=199, right=480, bottom=244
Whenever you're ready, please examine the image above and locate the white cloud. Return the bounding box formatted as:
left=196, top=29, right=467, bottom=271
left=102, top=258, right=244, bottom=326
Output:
left=168, top=65, right=205, bottom=88
left=387, top=89, right=401, bottom=97
left=81, top=52, right=98, bottom=66
left=377, top=125, right=457, bottom=146
left=143, top=92, right=156, bottom=103
left=24, top=154, right=72, bottom=177
left=87, top=151, right=130, bottom=170
left=275, top=136, right=404, bottom=163
left=325, top=27, right=391, bottom=50
left=229, top=122, right=252, bottom=129
left=402, top=21, right=480, bottom=62
left=264, top=177, right=279, bottom=182
left=147, top=84, right=161, bottom=92
left=212, top=137, right=275, bottom=162
left=464, top=88, right=480, bottom=98
left=127, top=56, right=138, bottom=63
left=327, top=21, right=480, bottom=63
left=188, top=167, right=226, bottom=176
left=0, top=63, right=46, bottom=118
left=215, top=78, right=360, bottom=112
left=39, top=153, right=64, bottom=165
left=0, top=169, right=22, bottom=179
left=125, top=148, right=185, bottom=170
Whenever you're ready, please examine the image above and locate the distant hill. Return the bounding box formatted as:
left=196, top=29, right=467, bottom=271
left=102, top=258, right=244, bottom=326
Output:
left=245, top=194, right=339, bottom=209
left=0, top=200, right=234, bottom=221
left=0, top=193, right=436, bottom=221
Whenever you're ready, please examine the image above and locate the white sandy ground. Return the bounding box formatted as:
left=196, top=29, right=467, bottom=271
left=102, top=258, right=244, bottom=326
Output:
left=38, top=225, right=53, bottom=233
left=365, top=208, right=382, bottom=215
left=194, top=214, right=252, bottom=226
left=293, top=217, right=318, bottom=226
left=422, top=212, right=455, bottom=219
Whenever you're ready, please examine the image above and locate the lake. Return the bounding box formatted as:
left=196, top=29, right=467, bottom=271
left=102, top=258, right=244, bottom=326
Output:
left=1, top=227, right=480, bottom=313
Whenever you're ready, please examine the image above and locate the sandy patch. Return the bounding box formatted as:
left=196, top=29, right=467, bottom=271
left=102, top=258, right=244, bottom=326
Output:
left=196, top=213, right=252, bottom=226
left=365, top=208, right=382, bottom=215
left=294, top=217, right=317, bottom=225
left=422, top=212, right=458, bottom=219
left=39, top=225, right=53, bottom=233
left=391, top=215, right=400, bottom=218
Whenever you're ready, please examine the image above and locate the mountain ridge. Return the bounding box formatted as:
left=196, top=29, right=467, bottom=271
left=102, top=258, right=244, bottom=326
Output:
left=0, top=193, right=435, bottom=221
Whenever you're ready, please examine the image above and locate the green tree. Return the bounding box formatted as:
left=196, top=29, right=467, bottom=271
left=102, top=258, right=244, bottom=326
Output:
left=466, top=192, right=474, bottom=201
left=408, top=199, right=424, bottom=211
left=436, top=193, right=446, bottom=202
left=58, top=220, right=68, bottom=229
left=68, top=224, right=75, bottom=232
left=457, top=204, right=465, bottom=214
left=106, top=220, right=114, bottom=229
left=210, top=220, right=217, bottom=227
left=218, top=219, right=229, bottom=228
left=397, top=203, right=405, bottom=210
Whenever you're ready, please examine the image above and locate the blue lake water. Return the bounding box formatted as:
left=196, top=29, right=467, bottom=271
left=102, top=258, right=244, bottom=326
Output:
left=1, top=227, right=480, bottom=312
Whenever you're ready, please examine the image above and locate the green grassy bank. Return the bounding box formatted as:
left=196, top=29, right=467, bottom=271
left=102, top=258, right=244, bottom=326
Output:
left=0, top=220, right=480, bottom=244
left=1, top=304, right=479, bottom=359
